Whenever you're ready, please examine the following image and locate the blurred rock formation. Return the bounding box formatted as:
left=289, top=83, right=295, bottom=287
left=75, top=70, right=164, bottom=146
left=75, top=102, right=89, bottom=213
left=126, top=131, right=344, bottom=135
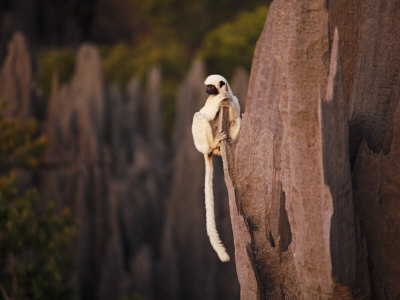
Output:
left=0, top=32, right=32, bottom=118
left=0, top=33, right=249, bottom=300
left=38, top=43, right=168, bottom=300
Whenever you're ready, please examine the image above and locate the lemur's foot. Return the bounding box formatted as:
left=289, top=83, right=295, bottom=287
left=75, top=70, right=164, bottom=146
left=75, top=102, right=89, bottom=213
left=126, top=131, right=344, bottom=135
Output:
left=215, top=131, right=227, bottom=141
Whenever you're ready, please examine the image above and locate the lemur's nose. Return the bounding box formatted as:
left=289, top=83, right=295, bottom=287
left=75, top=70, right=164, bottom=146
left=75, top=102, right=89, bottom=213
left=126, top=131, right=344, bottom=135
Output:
left=206, top=85, right=218, bottom=95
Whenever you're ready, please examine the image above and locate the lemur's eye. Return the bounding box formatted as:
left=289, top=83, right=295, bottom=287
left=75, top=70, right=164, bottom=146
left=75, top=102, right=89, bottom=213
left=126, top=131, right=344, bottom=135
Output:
left=219, top=81, right=225, bottom=88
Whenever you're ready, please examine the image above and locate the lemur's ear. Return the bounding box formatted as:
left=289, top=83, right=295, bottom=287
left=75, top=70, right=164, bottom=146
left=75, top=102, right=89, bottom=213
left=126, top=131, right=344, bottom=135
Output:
left=219, top=81, right=225, bottom=88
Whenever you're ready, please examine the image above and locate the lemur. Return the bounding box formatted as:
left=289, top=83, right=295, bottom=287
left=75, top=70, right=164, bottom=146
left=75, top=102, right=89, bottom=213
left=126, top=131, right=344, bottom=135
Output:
left=192, top=74, right=241, bottom=262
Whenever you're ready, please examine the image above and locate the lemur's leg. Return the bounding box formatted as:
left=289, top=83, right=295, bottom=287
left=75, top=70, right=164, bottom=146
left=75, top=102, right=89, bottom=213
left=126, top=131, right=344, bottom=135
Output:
left=192, top=112, right=226, bottom=154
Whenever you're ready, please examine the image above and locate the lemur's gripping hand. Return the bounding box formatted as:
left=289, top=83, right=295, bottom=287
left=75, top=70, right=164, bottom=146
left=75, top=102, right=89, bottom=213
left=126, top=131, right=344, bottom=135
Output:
left=211, top=131, right=227, bottom=149
left=219, top=99, right=231, bottom=108
left=215, top=131, right=227, bottom=142
left=214, top=90, right=229, bottom=103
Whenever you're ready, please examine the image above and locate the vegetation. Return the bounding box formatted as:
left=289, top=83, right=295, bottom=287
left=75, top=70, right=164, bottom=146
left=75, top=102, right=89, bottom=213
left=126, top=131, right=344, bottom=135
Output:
left=0, top=106, right=77, bottom=300
left=39, top=49, right=75, bottom=97
left=101, top=39, right=188, bottom=88
left=198, top=6, right=268, bottom=77
left=140, top=0, right=269, bottom=50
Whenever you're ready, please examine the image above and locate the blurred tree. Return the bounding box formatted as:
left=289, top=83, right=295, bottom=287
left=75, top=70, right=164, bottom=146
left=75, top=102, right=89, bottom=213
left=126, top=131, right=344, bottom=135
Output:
left=0, top=106, right=77, bottom=300
left=142, top=0, right=270, bottom=52
left=198, top=6, right=268, bottom=77
left=91, top=0, right=151, bottom=44
left=0, top=0, right=270, bottom=50
left=101, top=39, right=188, bottom=88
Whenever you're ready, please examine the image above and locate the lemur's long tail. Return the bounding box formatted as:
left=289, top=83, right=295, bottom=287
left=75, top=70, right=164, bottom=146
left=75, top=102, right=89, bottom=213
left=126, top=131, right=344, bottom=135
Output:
left=204, top=154, right=230, bottom=262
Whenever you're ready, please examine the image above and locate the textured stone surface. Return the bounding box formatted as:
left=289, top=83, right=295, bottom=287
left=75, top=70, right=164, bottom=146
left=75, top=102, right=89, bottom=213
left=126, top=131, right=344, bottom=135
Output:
left=321, top=29, right=369, bottom=298
left=231, top=68, right=249, bottom=111
left=219, top=0, right=400, bottom=299
left=328, top=0, right=362, bottom=109
left=336, top=1, right=400, bottom=298
left=222, top=0, right=372, bottom=298
left=330, top=1, right=400, bottom=298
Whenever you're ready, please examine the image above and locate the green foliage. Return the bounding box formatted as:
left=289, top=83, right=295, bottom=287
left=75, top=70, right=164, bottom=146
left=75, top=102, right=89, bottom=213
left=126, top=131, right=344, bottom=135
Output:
left=101, top=39, right=189, bottom=142
left=101, top=39, right=188, bottom=88
left=141, top=0, right=269, bottom=51
left=0, top=109, right=47, bottom=174
left=0, top=176, right=76, bottom=300
left=0, top=106, right=77, bottom=300
left=39, top=49, right=75, bottom=97
left=198, top=6, right=268, bottom=77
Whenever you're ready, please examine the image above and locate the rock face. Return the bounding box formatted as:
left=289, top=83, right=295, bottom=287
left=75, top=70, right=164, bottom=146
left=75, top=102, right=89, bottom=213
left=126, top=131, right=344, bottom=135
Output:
left=223, top=0, right=400, bottom=299
left=330, top=1, right=400, bottom=298
left=231, top=68, right=249, bottom=111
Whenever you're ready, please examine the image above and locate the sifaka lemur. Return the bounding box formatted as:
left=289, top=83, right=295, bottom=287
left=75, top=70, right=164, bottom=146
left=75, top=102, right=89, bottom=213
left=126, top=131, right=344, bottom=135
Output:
left=192, top=74, right=241, bottom=262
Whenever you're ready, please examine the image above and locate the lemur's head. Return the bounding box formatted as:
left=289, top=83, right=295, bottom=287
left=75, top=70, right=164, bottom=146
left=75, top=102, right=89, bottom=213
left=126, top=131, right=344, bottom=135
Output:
left=204, top=74, right=228, bottom=95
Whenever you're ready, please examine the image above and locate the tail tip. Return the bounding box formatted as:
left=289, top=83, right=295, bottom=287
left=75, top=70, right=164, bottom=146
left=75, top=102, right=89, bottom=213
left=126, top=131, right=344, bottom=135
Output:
left=218, top=252, right=230, bottom=262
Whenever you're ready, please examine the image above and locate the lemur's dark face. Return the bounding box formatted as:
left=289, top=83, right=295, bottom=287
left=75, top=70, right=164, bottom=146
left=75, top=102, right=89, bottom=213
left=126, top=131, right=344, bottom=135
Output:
left=205, top=81, right=226, bottom=95
left=206, top=84, right=218, bottom=95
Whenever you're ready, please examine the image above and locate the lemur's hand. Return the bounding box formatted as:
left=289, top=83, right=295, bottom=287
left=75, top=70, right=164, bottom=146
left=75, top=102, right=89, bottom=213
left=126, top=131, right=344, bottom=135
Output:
left=214, top=92, right=227, bottom=102
left=219, top=99, right=231, bottom=108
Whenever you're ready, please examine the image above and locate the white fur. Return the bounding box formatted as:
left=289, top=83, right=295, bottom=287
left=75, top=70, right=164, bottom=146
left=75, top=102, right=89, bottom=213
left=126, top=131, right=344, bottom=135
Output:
left=204, top=154, right=230, bottom=262
left=191, top=74, right=241, bottom=262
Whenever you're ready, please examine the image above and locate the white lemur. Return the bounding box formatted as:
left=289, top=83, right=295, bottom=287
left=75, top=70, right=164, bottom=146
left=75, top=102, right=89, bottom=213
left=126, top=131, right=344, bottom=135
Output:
left=192, top=74, right=241, bottom=262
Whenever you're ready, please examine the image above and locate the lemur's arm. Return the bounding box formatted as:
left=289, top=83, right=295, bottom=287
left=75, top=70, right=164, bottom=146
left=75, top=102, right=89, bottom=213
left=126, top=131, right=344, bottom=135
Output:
left=219, top=93, right=241, bottom=142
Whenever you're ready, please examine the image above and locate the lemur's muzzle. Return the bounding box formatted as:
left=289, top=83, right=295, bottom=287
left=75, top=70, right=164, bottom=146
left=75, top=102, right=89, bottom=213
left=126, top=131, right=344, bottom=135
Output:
left=205, top=85, right=219, bottom=95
